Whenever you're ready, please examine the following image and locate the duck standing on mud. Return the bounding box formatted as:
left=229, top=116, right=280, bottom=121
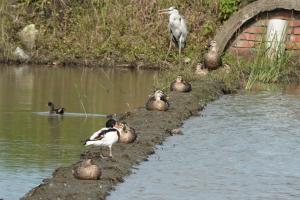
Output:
left=170, top=75, right=192, bottom=92
left=146, top=90, right=169, bottom=111
left=72, top=159, right=101, bottom=180
left=203, top=40, right=222, bottom=70
left=117, top=121, right=137, bottom=144
left=48, top=101, right=65, bottom=114
left=84, top=119, right=120, bottom=158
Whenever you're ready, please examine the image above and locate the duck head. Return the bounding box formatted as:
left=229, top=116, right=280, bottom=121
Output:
left=48, top=102, right=54, bottom=109
left=82, top=159, right=92, bottom=167
left=176, top=75, right=183, bottom=83
left=105, top=118, right=117, bottom=128
left=210, top=40, right=217, bottom=47
left=209, top=40, right=219, bottom=52
left=154, top=90, right=164, bottom=100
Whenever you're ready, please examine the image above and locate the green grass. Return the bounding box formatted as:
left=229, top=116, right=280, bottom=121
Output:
left=1, top=0, right=224, bottom=65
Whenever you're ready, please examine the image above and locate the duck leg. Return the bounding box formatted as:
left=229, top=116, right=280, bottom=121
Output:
left=108, top=146, right=113, bottom=158
left=100, top=146, right=113, bottom=159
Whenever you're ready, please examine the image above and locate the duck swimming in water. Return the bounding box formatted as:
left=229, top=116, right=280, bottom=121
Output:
left=84, top=119, right=120, bottom=158
left=48, top=102, right=65, bottom=115
left=145, top=90, right=169, bottom=111
left=72, top=159, right=101, bottom=180
left=117, top=121, right=137, bottom=144
left=170, top=75, right=192, bottom=92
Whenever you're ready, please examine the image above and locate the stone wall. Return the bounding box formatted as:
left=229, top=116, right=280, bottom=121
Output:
left=214, top=0, right=300, bottom=56
left=228, top=10, right=300, bottom=55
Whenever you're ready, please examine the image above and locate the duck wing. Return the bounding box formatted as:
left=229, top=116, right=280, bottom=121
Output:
left=184, top=81, right=192, bottom=92
left=170, top=80, right=176, bottom=91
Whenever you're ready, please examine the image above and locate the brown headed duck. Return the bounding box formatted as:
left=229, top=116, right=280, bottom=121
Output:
left=145, top=90, right=169, bottom=111
left=170, top=75, right=192, bottom=92
left=203, top=40, right=222, bottom=70
left=48, top=101, right=65, bottom=115
left=72, top=159, right=101, bottom=180
left=117, top=121, right=137, bottom=144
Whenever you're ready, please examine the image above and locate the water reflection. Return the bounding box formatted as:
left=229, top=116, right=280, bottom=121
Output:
left=108, top=90, right=300, bottom=200
left=0, top=65, right=156, bottom=200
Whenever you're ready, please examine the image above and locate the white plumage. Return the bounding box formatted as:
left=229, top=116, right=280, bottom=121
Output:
left=85, top=127, right=119, bottom=158
left=159, top=6, right=188, bottom=58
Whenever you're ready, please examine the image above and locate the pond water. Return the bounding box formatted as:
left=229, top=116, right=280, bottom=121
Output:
left=0, top=65, right=157, bottom=200
left=108, top=89, right=300, bottom=200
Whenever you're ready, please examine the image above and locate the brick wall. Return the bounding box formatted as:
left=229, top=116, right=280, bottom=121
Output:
left=228, top=10, right=300, bottom=55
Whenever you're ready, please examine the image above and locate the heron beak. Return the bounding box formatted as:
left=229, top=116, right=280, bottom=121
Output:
left=158, top=8, right=169, bottom=14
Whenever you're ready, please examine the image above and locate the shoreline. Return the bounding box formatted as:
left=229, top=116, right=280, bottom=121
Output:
left=21, top=78, right=238, bottom=200
left=0, top=57, right=162, bottom=70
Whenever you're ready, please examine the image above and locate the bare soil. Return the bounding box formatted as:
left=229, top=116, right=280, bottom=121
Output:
left=21, top=79, right=232, bottom=200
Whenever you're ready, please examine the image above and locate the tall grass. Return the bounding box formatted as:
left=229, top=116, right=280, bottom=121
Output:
left=245, top=25, right=291, bottom=90
left=0, top=1, right=13, bottom=59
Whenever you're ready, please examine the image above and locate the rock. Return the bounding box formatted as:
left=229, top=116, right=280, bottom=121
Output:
left=184, top=57, right=191, bottom=64
left=14, top=47, right=30, bottom=60
left=18, top=24, right=39, bottom=50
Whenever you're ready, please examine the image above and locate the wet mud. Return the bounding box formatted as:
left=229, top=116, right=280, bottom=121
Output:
left=21, top=79, right=232, bottom=200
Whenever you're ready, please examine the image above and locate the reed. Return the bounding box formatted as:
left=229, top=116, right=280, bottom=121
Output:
left=74, top=83, right=88, bottom=118
left=245, top=28, right=292, bottom=90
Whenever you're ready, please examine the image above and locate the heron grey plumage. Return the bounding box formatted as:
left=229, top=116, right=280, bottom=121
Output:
left=159, top=6, right=188, bottom=58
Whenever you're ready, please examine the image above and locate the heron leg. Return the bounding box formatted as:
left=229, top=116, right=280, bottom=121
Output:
left=165, top=35, right=173, bottom=61
left=178, top=38, right=182, bottom=61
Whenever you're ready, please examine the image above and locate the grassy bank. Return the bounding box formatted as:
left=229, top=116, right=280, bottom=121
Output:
left=1, top=0, right=298, bottom=90
left=1, top=0, right=244, bottom=67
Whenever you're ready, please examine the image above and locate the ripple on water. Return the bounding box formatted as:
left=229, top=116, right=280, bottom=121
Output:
left=108, top=91, right=300, bottom=200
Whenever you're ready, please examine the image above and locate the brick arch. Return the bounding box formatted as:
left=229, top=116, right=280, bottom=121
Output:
left=214, top=0, right=300, bottom=54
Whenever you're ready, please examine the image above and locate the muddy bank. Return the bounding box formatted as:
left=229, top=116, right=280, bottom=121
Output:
left=21, top=78, right=235, bottom=200
left=0, top=56, right=161, bottom=70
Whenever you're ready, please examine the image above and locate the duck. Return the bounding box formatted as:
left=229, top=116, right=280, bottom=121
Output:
left=48, top=101, right=65, bottom=115
left=145, top=90, right=169, bottom=111
left=84, top=119, right=120, bottom=158
left=117, top=121, right=137, bottom=144
left=72, top=159, right=101, bottom=180
left=195, top=63, right=208, bottom=76
left=170, top=75, right=192, bottom=92
left=203, top=40, right=222, bottom=70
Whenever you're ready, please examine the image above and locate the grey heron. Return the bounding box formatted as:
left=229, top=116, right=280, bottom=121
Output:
left=159, top=6, right=188, bottom=59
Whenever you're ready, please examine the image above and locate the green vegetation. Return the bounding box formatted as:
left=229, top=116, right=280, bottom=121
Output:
left=209, top=48, right=300, bottom=91
left=0, top=0, right=225, bottom=66
left=1, top=0, right=299, bottom=92
left=219, top=0, right=240, bottom=21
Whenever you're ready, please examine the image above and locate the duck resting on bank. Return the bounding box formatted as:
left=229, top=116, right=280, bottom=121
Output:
left=117, top=121, right=137, bottom=144
left=145, top=90, right=169, bottom=111
left=72, top=159, right=101, bottom=180
left=84, top=119, right=120, bottom=158
left=48, top=101, right=65, bottom=115
left=170, top=75, right=192, bottom=92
